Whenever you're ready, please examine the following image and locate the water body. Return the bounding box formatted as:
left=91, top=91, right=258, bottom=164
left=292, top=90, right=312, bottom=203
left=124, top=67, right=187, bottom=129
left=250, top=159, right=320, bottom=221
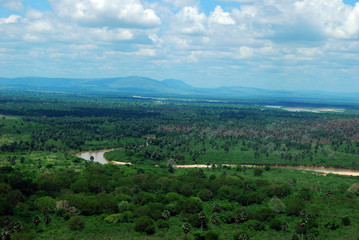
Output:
left=75, top=148, right=131, bottom=165
left=76, top=148, right=359, bottom=176
left=75, top=149, right=117, bottom=164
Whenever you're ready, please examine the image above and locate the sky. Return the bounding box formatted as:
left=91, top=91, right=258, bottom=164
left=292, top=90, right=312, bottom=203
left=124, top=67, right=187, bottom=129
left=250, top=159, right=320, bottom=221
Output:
left=0, top=0, right=358, bottom=92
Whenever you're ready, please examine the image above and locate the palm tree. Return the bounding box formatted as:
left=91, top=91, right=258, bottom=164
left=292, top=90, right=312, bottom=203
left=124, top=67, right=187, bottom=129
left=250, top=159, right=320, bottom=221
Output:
left=213, top=203, right=221, bottom=213
left=198, top=211, right=206, bottom=231
left=235, top=211, right=248, bottom=231
left=182, top=222, right=191, bottom=240
left=33, top=216, right=41, bottom=232
left=281, top=221, right=288, bottom=240
left=162, top=210, right=170, bottom=220
left=44, top=215, right=52, bottom=226
left=299, top=219, right=307, bottom=240
left=210, top=214, right=219, bottom=225
left=0, top=228, right=11, bottom=240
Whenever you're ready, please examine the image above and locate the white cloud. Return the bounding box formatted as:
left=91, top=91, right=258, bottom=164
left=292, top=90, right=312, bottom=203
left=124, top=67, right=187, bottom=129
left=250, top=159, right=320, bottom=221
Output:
left=0, top=0, right=23, bottom=10
left=0, top=15, right=22, bottom=25
left=49, top=0, right=161, bottom=29
left=174, top=6, right=207, bottom=35
left=209, top=6, right=235, bottom=25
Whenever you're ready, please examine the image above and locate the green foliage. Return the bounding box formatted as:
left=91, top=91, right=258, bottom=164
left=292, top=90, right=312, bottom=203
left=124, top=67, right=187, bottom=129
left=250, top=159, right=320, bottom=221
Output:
left=134, top=216, right=155, bottom=235
left=269, top=196, right=286, bottom=213
left=198, top=188, right=213, bottom=201
left=68, top=216, right=85, bottom=231
left=269, top=219, right=282, bottom=231
left=193, top=231, right=205, bottom=240
left=253, top=168, right=263, bottom=176
left=156, top=219, right=169, bottom=229
left=205, top=230, right=219, bottom=240
left=342, top=215, right=351, bottom=226
left=285, top=198, right=304, bottom=216
left=242, top=220, right=265, bottom=231
left=324, top=219, right=340, bottom=230
left=34, top=196, right=56, bottom=211
left=233, top=231, right=250, bottom=240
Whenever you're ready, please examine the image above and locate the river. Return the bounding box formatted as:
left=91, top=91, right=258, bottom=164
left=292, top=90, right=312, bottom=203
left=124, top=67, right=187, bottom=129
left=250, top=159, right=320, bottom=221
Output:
left=76, top=148, right=359, bottom=176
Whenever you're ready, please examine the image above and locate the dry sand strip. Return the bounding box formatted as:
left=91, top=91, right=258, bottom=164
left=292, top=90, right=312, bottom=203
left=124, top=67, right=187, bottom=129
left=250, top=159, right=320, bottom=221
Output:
left=110, top=160, right=132, bottom=165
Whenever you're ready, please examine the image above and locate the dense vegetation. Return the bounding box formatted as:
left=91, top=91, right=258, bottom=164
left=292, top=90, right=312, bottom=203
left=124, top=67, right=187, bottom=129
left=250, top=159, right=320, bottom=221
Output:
left=0, top=90, right=359, bottom=239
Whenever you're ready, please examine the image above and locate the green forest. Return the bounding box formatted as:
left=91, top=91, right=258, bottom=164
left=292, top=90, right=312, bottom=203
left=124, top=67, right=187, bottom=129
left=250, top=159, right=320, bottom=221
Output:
left=1, top=90, right=359, bottom=240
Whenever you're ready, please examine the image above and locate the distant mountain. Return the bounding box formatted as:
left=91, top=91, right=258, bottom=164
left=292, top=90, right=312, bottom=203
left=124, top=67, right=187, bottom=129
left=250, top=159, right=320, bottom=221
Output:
left=0, top=76, right=358, bottom=104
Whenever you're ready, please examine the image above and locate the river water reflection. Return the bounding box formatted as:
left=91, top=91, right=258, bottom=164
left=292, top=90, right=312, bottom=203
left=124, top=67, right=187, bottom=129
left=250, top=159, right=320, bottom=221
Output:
left=76, top=148, right=359, bottom=176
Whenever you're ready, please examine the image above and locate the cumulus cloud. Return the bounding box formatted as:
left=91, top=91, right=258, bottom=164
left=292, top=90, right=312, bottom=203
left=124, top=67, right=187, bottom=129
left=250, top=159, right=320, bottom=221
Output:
left=0, top=0, right=23, bottom=10
left=173, top=6, right=207, bottom=35
left=48, top=0, right=161, bottom=29
left=209, top=6, right=235, bottom=25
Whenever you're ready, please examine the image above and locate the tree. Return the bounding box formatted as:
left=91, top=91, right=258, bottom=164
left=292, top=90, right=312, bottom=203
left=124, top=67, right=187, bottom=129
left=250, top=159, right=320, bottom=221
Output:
left=235, top=212, right=248, bottom=231
left=162, top=210, right=170, bottom=220
left=68, top=216, right=85, bottom=231
left=33, top=216, right=41, bottom=232
left=211, top=214, right=219, bottom=226
left=182, top=222, right=191, bottom=240
left=44, top=215, right=52, bottom=226
left=198, top=211, right=206, bottom=231
left=281, top=222, right=288, bottom=240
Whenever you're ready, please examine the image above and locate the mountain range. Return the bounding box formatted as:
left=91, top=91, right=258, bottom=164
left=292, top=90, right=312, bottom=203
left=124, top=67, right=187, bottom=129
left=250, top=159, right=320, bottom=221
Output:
left=0, top=76, right=358, bottom=104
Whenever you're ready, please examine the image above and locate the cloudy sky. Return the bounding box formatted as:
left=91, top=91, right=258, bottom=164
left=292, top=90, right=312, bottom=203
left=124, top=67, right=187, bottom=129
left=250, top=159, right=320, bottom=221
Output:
left=0, top=0, right=358, bottom=92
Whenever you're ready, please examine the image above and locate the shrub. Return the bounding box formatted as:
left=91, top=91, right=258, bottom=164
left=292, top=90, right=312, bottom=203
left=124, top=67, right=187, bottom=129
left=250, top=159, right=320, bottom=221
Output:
left=268, top=184, right=291, bottom=198
left=242, top=220, right=265, bottom=231
left=134, top=216, right=155, bottom=235
left=198, top=189, right=214, bottom=201
left=285, top=199, right=304, bottom=216
left=269, top=197, right=286, bottom=213
left=68, top=216, right=85, bottom=231
left=253, top=168, right=263, bottom=176
left=342, top=215, right=351, bottom=226
left=156, top=219, right=169, bottom=229
left=324, top=219, right=339, bottom=230
left=218, top=211, right=235, bottom=224
left=193, top=231, right=205, bottom=240
left=104, top=213, right=122, bottom=224
left=34, top=196, right=56, bottom=211
left=254, top=207, right=275, bottom=222
left=233, top=231, right=250, bottom=240
left=205, top=230, right=219, bottom=240
left=269, top=219, right=282, bottom=231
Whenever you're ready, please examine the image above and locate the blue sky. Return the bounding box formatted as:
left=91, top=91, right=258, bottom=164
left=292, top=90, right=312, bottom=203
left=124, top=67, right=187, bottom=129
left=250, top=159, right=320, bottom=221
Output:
left=0, top=0, right=358, bottom=92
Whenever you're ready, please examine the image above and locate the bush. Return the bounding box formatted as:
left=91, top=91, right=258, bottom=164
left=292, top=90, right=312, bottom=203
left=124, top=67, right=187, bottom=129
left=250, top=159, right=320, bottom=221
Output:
left=218, top=211, right=235, bottom=224
left=254, top=207, right=275, bottom=222
left=198, top=189, right=213, bottom=201
left=205, top=230, right=219, bottom=240
left=156, top=219, right=169, bottom=229
left=269, top=197, right=285, bottom=213
left=68, top=216, right=85, bottom=231
left=193, top=231, right=205, bottom=240
left=242, top=220, right=265, bottom=231
left=269, top=219, right=282, bottom=231
left=34, top=196, right=56, bottom=211
left=253, top=168, right=263, bottom=176
left=134, top=216, right=155, bottom=235
left=342, top=216, right=351, bottom=226
left=233, top=231, right=250, bottom=240
left=285, top=199, right=304, bottom=216
left=104, top=213, right=122, bottom=224
left=324, top=219, right=339, bottom=230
